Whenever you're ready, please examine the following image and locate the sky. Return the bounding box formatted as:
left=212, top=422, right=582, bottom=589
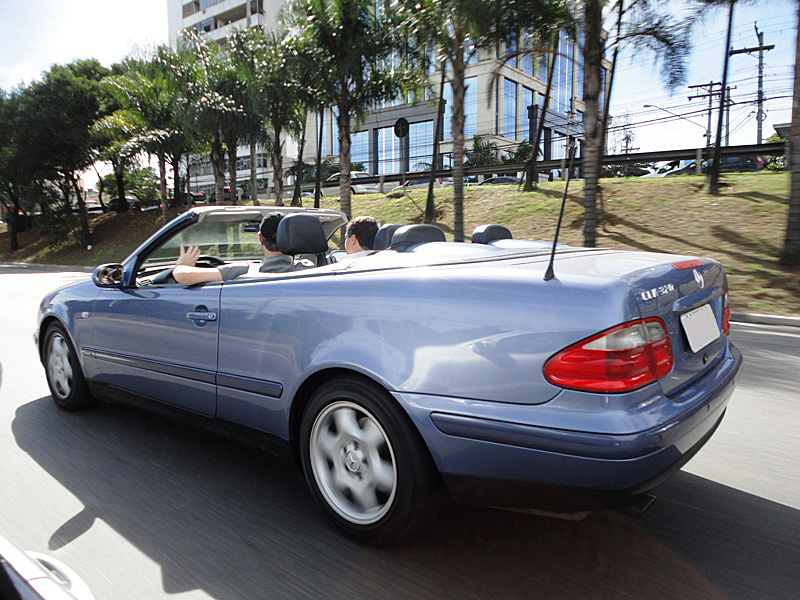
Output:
left=0, top=0, right=796, bottom=179
left=609, top=1, right=796, bottom=153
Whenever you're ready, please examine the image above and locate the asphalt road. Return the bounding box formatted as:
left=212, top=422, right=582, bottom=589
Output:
left=0, top=266, right=797, bottom=600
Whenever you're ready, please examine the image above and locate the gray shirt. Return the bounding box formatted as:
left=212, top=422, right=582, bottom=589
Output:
left=259, top=254, right=315, bottom=273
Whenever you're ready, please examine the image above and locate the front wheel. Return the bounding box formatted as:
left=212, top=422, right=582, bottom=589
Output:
left=300, top=377, right=440, bottom=543
left=44, top=324, right=93, bottom=411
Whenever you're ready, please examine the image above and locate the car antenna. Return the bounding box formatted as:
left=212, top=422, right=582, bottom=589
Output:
left=544, top=142, right=578, bottom=282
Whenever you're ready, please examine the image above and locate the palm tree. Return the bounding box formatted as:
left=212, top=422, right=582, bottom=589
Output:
left=283, top=0, right=416, bottom=218
left=395, top=0, right=571, bottom=240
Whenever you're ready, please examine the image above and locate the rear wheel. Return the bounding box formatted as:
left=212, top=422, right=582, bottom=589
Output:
left=300, top=376, right=440, bottom=543
left=44, top=324, right=93, bottom=411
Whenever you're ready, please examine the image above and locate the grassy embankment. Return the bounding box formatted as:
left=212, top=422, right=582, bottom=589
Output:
left=1, top=171, right=797, bottom=315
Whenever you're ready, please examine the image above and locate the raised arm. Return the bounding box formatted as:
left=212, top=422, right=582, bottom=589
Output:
left=172, top=244, right=224, bottom=286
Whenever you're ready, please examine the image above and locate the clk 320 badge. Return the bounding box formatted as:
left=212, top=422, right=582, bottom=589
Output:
left=640, top=283, right=676, bottom=301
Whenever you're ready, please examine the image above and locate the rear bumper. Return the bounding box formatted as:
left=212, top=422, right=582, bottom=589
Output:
left=396, top=342, right=742, bottom=509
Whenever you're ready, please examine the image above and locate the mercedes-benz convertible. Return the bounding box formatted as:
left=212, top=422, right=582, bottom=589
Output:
left=35, top=205, right=742, bottom=542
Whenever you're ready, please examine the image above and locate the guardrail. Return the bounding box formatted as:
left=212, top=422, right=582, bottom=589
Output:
left=299, top=142, right=786, bottom=192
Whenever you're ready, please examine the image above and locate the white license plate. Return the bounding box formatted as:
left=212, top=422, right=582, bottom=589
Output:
left=680, top=304, right=720, bottom=353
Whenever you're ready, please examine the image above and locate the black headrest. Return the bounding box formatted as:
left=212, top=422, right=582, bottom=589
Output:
left=471, top=224, right=512, bottom=244
left=390, top=224, right=446, bottom=252
left=277, top=213, right=328, bottom=255
left=373, top=224, right=401, bottom=251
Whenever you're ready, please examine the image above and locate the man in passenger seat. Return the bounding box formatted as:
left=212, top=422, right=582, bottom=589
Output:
left=343, top=216, right=379, bottom=258
left=173, top=212, right=313, bottom=285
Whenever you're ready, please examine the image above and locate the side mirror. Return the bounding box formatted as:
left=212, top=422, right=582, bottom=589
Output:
left=92, top=263, right=124, bottom=288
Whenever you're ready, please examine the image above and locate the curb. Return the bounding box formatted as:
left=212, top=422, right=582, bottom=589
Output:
left=0, top=263, right=94, bottom=273
left=730, top=311, right=800, bottom=328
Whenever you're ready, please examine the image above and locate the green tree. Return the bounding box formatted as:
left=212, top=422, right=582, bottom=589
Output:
left=14, top=60, right=111, bottom=247
left=106, top=56, right=185, bottom=223
left=283, top=0, right=416, bottom=218
left=464, top=136, right=501, bottom=168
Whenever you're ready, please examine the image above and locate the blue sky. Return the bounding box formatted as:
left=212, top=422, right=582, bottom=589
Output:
left=609, top=1, right=796, bottom=151
left=0, top=0, right=795, bottom=159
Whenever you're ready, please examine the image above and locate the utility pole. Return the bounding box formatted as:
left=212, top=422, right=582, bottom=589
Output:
left=729, top=23, right=774, bottom=144
left=725, top=86, right=737, bottom=145
left=688, top=81, right=722, bottom=146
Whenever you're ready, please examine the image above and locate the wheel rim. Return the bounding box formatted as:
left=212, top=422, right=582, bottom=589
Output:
left=309, top=401, right=397, bottom=525
left=47, top=333, right=73, bottom=400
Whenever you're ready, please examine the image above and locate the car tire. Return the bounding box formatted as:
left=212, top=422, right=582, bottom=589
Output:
left=300, top=376, right=441, bottom=543
left=43, top=324, right=94, bottom=411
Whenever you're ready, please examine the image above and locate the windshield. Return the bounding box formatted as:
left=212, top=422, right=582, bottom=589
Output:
left=141, top=219, right=264, bottom=268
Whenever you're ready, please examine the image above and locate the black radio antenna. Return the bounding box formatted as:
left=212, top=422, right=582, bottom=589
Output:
left=544, top=143, right=578, bottom=281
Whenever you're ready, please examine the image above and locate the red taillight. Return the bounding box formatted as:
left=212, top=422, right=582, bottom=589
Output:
left=543, top=318, right=674, bottom=393
left=722, top=290, right=731, bottom=335
left=671, top=259, right=703, bottom=270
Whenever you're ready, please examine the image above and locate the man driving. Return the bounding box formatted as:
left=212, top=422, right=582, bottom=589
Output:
left=173, top=212, right=313, bottom=286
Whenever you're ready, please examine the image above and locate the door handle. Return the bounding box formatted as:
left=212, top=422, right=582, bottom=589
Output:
left=186, top=311, right=217, bottom=321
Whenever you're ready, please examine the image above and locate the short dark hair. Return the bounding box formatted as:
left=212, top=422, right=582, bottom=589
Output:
left=345, top=216, right=379, bottom=250
left=259, top=212, right=283, bottom=252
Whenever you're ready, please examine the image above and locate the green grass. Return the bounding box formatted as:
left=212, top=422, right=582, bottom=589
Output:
left=2, top=171, right=798, bottom=316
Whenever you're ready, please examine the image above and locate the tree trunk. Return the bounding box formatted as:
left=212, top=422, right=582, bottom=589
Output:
left=524, top=33, right=558, bottom=192
left=272, top=121, right=284, bottom=206
left=780, top=3, right=800, bottom=266
left=158, top=152, right=169, bottom=225
left=337, top=104, right=352, bottom=218
left=70, top=174, right=93, bottom=248
left=1, top=191, right=20, bottom=251
left=250, top=139, right=260, bottom=205
left=451, top=23, right=467, bottom=242
left=315, top=110, right=324, bottom=209
left=426, top=62, right=447, bottom=223
left=113, top=158, right=127, bottom=213
left=184, top=154, right=191, bottom=206
left=211, top=130, right=226, bottom=204
left=92, top=164, right=107, bottom=211
left=599, top=0, right=624, bottom=167
left=292, top=113, right=307, bottom=206
left=582, top=0, right=603, bottom=248
left=227, top=140, right=238, bottom=205
left=708, top=0, right=735, bottom=196
left=172, top=152, right=182, bottom=207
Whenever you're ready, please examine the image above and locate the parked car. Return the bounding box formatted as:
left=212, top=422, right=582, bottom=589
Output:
left=35, top=206, right=741, bottom=542
left=106, top=196, right=140, bottom=212
left=208, top=187, right=243, bottom=203
left=71, top=200, right=104, bottom=214
left=480, top=176, right=523, bottom=185
left=390, top=177, right=451, bottom=192
left=639, top=161, right=682, bottom=178
left=664, top=161, right=699, bottom=177
left=321, top=171, right=378, bottom=196
left=701, top=155, right=764, bottom=173
left=0, top=532, right=94, bottom=599
left=189, top=191, right=207, bottom=205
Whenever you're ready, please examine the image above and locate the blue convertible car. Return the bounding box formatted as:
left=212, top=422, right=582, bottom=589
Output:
left=36, top=206, right=742, bottom=542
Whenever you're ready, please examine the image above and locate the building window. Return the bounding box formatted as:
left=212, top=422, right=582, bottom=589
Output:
left=194, top=17, right=215, bottom=33
left=503, top=78, right=517, bottom=140
left=521, top=86, right=533, bottom=142
left=351, top=130, right=370, bottom=171
left=521, top=29, right=533, bottom=76
left=409, top=121, right=433, bottom=171
left=506, top=36, right=518, bottom=69
left=577, top=31, right=584, bottom=101
left=377, top=126, right=401, bottom=175
left=183, top=2, right=199, bottom=18
left=199, top=0, right=225, bottom=10
left=442, top=77, right=477, bottom=141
